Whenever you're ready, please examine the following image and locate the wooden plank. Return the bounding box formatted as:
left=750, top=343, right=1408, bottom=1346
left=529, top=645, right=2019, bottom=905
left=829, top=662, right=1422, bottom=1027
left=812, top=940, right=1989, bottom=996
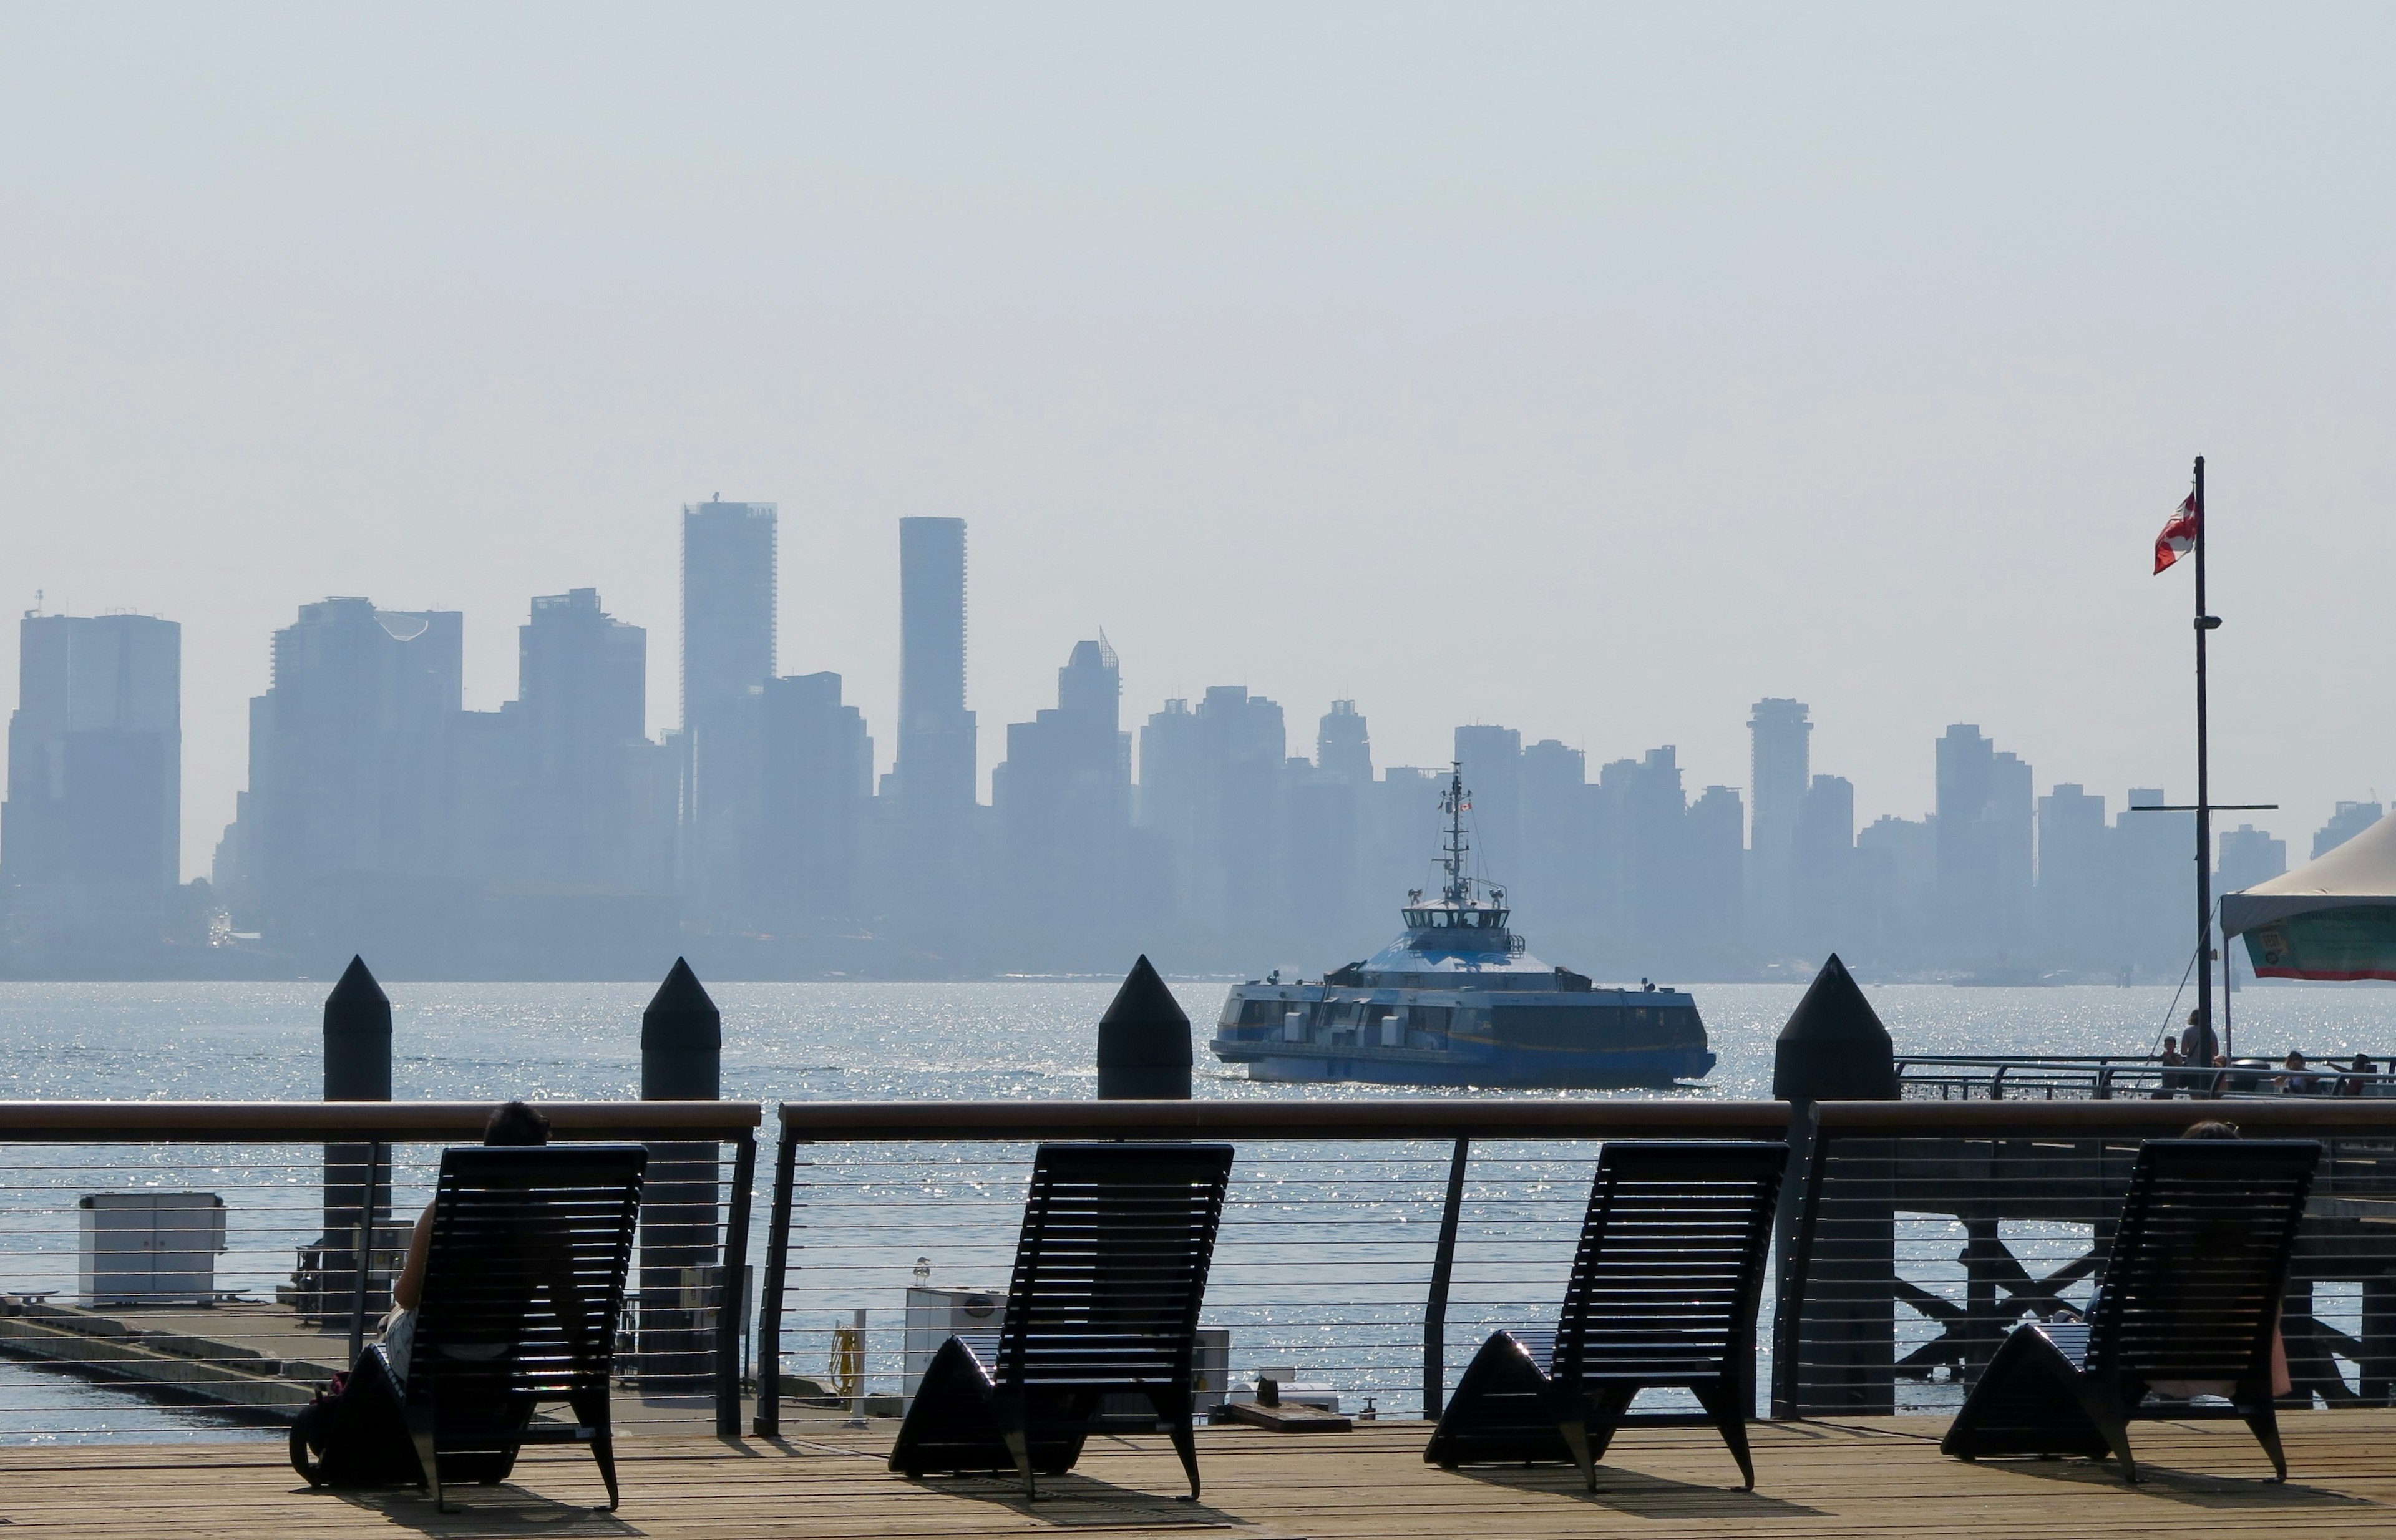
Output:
left=2, top=1413, right=2396, bottom=1538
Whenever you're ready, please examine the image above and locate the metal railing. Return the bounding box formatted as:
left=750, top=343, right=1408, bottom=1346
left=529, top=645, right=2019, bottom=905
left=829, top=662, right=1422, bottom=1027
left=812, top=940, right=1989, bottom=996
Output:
left=753, top=1099, right=1792, bottom=1435
left=1897, top=1055, right=2396, bottom=1102
left=1775, top=1097, right=2396, bottom=1417
left=0, top=1101, right=760, bottom=1442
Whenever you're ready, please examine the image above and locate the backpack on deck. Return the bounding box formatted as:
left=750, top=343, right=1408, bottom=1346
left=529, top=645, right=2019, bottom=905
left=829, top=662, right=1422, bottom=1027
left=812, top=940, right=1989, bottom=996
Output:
left=290, top=1345, right=424, bottom=1488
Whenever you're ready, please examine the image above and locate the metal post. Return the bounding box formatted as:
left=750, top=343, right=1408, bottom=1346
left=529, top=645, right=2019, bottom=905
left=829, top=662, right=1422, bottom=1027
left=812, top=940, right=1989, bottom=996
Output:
left=2194, top=454, right=2217, bottom=1068
left=751, top=1129, right=800, bottom=1438
left=1422, top=1136, right=1469, bottom=1420
left=844, top=1309, right=869, bottom=1428
left=715, top=1129, right=757, bottom=1436
left=346, top=1138, right=384, bottom=1365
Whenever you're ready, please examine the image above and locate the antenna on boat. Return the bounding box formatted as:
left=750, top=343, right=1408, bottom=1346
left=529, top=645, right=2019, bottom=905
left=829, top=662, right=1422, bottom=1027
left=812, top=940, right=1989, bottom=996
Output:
left=1440, top=761, right=1471, bottom=908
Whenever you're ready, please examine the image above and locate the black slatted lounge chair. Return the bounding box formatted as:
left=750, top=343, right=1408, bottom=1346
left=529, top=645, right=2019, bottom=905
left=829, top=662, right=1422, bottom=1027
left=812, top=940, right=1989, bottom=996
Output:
left=1424, top=1139, right=1788, bottom=1490
left=405, top=1144, right=646, bottom=1511
left=1941, top=1136, right=2319, bottom=1483
left=889, top=1141, right=1235, bottom=1501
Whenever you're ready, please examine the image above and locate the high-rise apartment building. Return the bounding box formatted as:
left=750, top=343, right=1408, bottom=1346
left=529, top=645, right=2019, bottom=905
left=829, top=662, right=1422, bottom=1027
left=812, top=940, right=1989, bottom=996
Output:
left=519, top=589, right=648, bottom=885
left=2116, top=789, right=2193, bottom=975
left=2, top=613, right=182, bottom=947
left=681, top=502, right=777, bottom=910
left=2315, top=801, right=2384, bottom=859
left=2033, top=783, right=2111, bottom=969
left=681, top=502, right=777, bottom=736
left=748, top=671, right=873, bottom=927
left=2217, top=822, right=2287, bottom=895
left=1317, top=701, right=1371, bottom=786
left=1454, top=724, right=1524, bottom=887
left=1746, top=699, right=1811, bottom=950
left=217, top=597, right=463, bottom=962
left=1790, top=773, right=1854, bottom=962
left=892, top=517, right=976, bottom=809
left=993, top=639, right=1129, bottom=964
left=1934, top=725, right=2033, bottom=964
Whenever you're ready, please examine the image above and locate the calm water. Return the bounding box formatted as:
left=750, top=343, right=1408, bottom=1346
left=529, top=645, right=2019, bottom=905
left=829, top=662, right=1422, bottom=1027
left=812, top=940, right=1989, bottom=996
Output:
left=0, top=977, right=2386, bottom=1105
left=1, top=978, right=2388, bottom=1438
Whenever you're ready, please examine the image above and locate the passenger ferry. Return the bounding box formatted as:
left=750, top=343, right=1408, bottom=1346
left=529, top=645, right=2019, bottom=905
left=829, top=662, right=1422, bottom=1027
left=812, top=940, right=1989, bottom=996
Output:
left=1209, top=766, right=1714, bottom=1089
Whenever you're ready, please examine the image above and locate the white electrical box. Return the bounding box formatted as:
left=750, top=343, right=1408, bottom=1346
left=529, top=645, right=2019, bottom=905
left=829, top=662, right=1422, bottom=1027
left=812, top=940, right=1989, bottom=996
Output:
left=903, top=1284, right=1009, bottom=1405
left=903, top=1285, right=1233, bottom=1420
left=79, top=1192, right=228, bottom=1305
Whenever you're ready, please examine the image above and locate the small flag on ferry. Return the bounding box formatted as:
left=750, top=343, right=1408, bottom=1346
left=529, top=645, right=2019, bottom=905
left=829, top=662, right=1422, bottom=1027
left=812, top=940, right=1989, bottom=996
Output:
left=2153, top=492, right=2199, bottom=574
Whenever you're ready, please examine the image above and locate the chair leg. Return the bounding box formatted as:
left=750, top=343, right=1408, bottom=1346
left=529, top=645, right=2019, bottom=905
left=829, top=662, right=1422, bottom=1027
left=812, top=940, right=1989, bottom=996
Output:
left=1692, top=1380, right=1756, bottom=1491
left=2242, top=1395, right=2289, bottom=1483
left=2074, top=1386, right=2137, bottom=1483
left=405, top=1410, right=444, bottom=1513
left=1557, top=1418, right=1598, bottom=1492
left=1148, top=1385, right=1202, bottom=1502
left=574, top=1390, right=619, bottom=1511
left=1001, top=1426, right=1038, bottom=1501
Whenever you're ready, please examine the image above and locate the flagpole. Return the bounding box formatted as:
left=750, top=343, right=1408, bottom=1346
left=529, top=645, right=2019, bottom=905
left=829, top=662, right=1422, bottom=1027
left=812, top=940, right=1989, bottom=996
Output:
left=2193, top=455, right=2219, bottom=1064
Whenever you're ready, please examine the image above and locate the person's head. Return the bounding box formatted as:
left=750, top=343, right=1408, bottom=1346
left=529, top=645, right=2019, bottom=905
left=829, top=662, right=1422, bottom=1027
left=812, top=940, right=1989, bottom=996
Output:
left=2187, top=1010, right=2201, bottom=1028
left=483, top=1101, right=551, bottom=1147
left=2286, top=1051, right=2307, bottom=1070
left=2163, top=1034, right=2178, bottom=1053
left=2182, top=1119, right=2242, bottom=1140
left=2359, top=1055, right=2376, bottom=1071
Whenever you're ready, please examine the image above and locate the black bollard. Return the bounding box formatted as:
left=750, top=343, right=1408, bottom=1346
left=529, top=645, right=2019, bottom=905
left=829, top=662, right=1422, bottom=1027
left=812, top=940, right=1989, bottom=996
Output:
left=321, top=955, right=393, bottom=1322
left=640, top=958, right=723, bottom=1389
left=1770, top=954, right=1899, bottom=1417
left=1096, top=955, right=1192, bottom=1100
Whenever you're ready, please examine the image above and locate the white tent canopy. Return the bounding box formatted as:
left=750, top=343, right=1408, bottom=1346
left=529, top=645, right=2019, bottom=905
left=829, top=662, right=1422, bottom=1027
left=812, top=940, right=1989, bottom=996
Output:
left=2222, top=811, right=2396, bottom=937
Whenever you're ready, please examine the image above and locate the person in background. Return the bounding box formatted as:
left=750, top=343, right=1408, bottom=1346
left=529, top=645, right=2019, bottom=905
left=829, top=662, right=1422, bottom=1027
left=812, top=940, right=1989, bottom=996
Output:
left=2152, top=1034, right=2184, bottom=1100
left=2342, top=1053, right=2377, bottom=1098
left=2279, top=1051, right=2316, bottom=1096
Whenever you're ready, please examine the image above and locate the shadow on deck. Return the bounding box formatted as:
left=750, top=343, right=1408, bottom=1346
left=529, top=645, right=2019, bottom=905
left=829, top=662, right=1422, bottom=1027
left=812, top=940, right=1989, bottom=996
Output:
left=6, top=1411, right=2396, bottom=1539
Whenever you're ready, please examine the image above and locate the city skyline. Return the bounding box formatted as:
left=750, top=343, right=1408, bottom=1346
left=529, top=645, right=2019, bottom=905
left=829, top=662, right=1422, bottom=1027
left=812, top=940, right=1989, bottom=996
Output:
left=11, top=524, right=2364, bottom=897
left=4, top=502, right=2380, bottom=981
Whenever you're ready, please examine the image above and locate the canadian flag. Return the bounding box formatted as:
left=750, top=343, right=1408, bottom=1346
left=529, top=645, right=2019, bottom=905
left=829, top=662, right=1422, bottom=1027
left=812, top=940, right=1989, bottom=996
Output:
left=2154, top=492, right=2199, bottom=574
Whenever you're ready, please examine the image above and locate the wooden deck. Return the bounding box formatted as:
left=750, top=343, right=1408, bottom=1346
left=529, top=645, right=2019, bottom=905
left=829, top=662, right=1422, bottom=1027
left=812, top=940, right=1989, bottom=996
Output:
left=7, top=1411, right=2396, bottom=1539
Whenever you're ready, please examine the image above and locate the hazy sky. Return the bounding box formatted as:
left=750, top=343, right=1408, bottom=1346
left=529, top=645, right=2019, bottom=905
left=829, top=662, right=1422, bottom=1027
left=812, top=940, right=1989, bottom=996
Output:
left=6, top=4, right=2395, bottom=879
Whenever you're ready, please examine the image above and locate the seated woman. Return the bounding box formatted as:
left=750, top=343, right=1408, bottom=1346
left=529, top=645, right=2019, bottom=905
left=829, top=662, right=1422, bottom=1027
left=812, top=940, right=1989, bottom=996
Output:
left=381, top=1100, right=552, bottom=1385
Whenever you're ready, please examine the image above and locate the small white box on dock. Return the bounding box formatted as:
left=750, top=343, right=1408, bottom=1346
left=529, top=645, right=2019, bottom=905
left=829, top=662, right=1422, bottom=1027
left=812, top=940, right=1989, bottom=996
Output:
left=78, top=1192, right=228, bottom=1305
left=903, top=1285, right=1008, bottom=1405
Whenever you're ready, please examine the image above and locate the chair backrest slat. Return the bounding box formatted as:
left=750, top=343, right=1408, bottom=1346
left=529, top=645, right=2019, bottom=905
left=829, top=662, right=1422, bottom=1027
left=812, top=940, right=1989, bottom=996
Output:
left=1555, top=1141, right=1788, bottom=1383
left=995, top=1143, right=1234, bottom=1391
left=411, top=1146, right=646, bottom=1406
left=2087, top=1138, right=2318, bottom=1383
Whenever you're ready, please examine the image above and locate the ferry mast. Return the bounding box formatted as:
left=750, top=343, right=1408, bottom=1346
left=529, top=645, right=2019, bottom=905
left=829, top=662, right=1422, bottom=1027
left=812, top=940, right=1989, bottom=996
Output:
left=1439, top=763, right=1472, bottom=908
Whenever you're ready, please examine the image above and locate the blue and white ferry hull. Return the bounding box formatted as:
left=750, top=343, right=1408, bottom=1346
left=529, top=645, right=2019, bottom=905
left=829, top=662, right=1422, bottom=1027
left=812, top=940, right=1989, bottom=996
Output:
left=1210, top=975, right=1713, bottom=1091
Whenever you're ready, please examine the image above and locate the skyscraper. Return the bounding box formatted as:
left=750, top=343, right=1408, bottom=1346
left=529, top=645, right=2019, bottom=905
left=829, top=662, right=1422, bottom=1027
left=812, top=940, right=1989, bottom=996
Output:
left=1747, top=699, right=1811, bottom=952
left=680, top=502, right=777, bottom=736
left=1, top=612, right=182, bottom=947
left=2315, top=801, right=2383, bottom=859
left=518, top=589, right=647, bottom=885
left=1790, top=773, right=1854, bottom=962
left=681, top=501, right=777, bottom=912
left=2034, top=783, right=2111, bottom=970
left=1454, top=725, right=1524, bottom=887
left=222, top=597, right=464, bottom=963
left=1934, top=725, right=2032, bottom=963
left=893, top=517, right=976, bottom=809
left=2117, top=789, right=2194, bottom=975
left=1317, top=701, right=1372, bottom=786
left=993, top=638, right=1129, bottom=963
left=1135, top=686, right=1285, bottom=957
left=748, top=671, right=874, bottom=926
